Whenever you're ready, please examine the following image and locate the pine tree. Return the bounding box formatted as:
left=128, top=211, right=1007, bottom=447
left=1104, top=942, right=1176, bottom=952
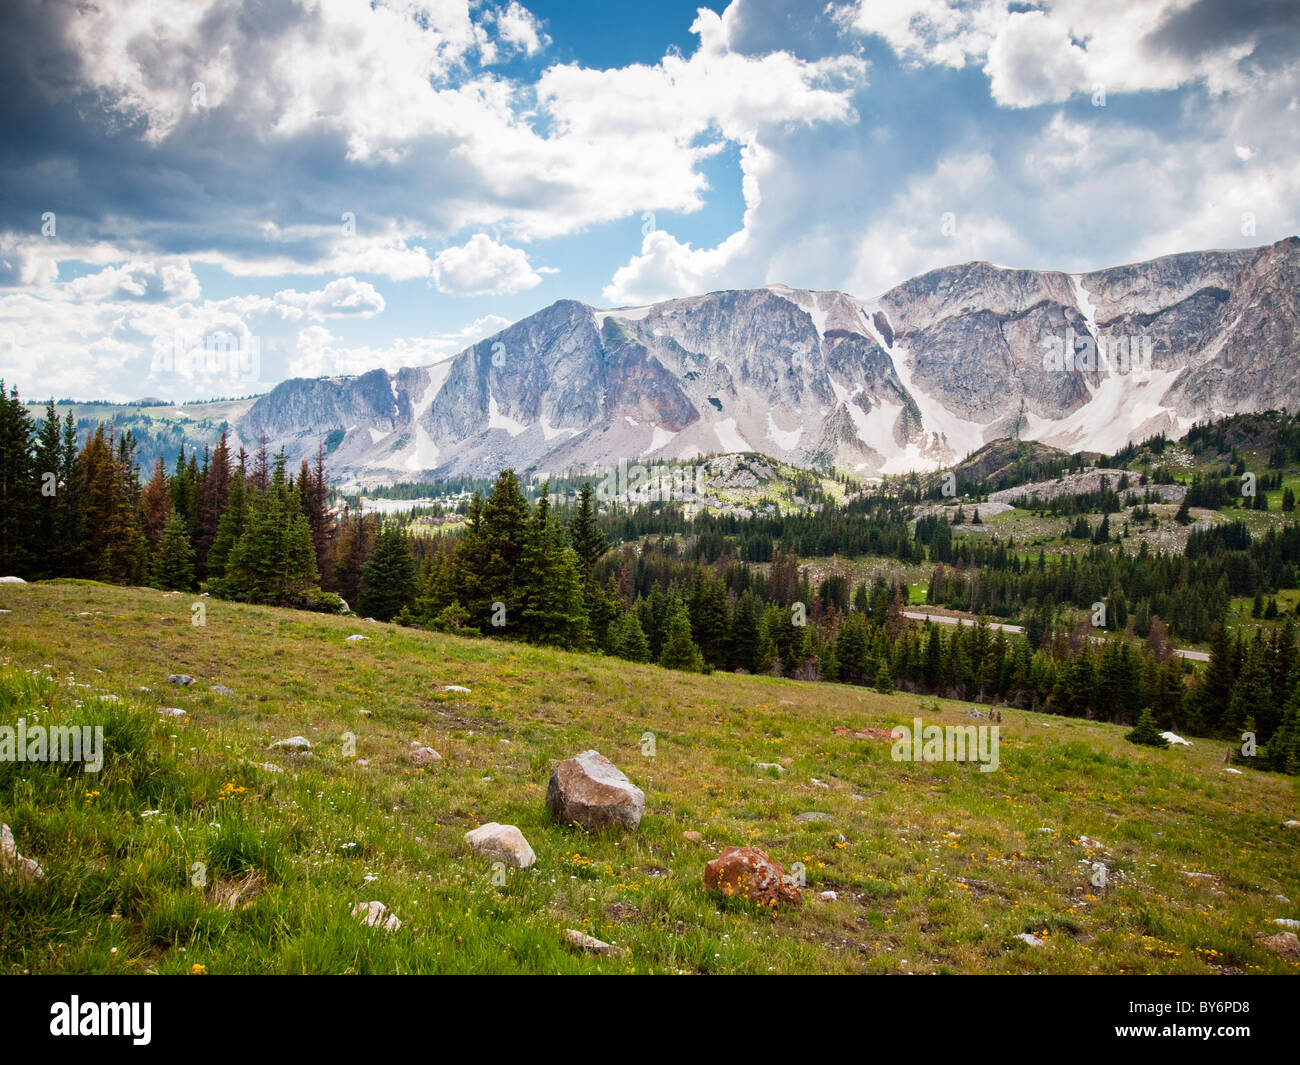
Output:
left=1125, top=707, right=1169, bottom=748
left=217, top=453, right=319, bottom=605
left=612, top=609, right=651, bottom=662
left=0, top=383, right=38, bottom=576
left=517, top=486, right=589, bottom=648
left=727, top=589, right=761, bottom=672
left=206, top=468, right=246, bottom=579
left=659, top=599, right=703, bottom=672
left=154, top=511, right=196, bottom=591
left=568, top=482, right=608, bottom=578
left=873, top=658, right=893, bottom=695
left=32, top=400, right=62, bottom=577
left=358, top=524, right=417, bottom=622
left=140, top=457, right=172, bottom=552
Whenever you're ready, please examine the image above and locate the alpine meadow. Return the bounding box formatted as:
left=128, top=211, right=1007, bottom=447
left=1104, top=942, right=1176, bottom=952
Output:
left=1, top=0, right=1298, bottom=1021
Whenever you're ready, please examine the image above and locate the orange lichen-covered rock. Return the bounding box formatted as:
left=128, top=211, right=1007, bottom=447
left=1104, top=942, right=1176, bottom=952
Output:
left=704, top=846, right=802, bottom=906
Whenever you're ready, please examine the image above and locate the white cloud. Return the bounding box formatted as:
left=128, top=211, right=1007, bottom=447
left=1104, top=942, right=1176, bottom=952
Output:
left=492, top=1, right=550, bottom=57
left=67, top=259, right=202, bottom=303
left=431, top=233, right=545, bottom=296
left=275, top=277, right=386, bottom=318
left=984, top=10, right=1089, bottom=108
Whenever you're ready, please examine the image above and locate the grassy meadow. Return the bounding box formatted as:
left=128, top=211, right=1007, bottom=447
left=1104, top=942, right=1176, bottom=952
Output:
left=0, top=580, right=1296, bottom=974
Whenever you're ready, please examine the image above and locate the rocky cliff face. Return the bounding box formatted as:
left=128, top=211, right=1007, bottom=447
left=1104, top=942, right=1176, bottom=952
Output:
left=235, top=237, right=1300, bottom=483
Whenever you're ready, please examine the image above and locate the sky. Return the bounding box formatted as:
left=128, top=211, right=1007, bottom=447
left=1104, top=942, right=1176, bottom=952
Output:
left=1, top=0, right=1298, bottom=403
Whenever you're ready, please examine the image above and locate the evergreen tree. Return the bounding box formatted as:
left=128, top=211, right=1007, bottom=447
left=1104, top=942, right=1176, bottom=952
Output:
left=873, top=658, right=893, bottom=695
left=358, top=524, right=417, bottom=622
left=659, top=599, right=703, bottom=671
left=154, top=511, right=196, bottom=591
left=568, top=482, right=608, bottom=577
left=727, top=589, right=761, bottom=672
left=1125, top=707, right=1170, bottom=748
left=206, top=468, right=246, bottom=579
left=0, top=383, right=37, bottom=575
left=517, top=486, right=589, bottom=648
left=612, top=609, right=651, bottom=662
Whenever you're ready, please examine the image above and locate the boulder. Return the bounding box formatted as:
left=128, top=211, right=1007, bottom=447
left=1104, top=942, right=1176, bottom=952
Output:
left=703, top=846, right=801, bottom=907
left=0, top=576, right=27, bottom=583
left=412, top=747, right=442, bottom=766
left=546, top=750, right=644, bottom=832
left=0, top=823, right=43, bottom=883
left=167, top=674, right=195, bottom=686
left=464, top=823, right=536, bottom=868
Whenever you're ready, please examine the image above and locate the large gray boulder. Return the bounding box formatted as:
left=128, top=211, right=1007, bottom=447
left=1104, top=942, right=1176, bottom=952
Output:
left=546, top=750, right=644, bottom=832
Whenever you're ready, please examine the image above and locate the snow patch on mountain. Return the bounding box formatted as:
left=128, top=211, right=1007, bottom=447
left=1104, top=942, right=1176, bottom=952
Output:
left=488, top=393, right=528, bottom=437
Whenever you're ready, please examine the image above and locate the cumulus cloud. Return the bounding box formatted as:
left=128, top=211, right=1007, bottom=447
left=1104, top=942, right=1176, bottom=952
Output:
left=431, top=234, right=546, bottom=296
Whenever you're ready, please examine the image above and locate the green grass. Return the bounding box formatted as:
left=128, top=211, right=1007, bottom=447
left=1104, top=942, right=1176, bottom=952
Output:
left=1, top=580, right=1297, bottom=974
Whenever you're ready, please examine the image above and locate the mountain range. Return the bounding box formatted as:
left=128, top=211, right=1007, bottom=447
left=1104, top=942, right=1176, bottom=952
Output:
left=157, top=236, right=1300, bottom=484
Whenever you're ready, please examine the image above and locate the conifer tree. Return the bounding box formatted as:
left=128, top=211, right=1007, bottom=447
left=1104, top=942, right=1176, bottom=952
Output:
left=154, top=510, right=196, bottom=591
left=1126, top=707, right=1169, bottom=747
left=659, top=599, right=703, bottom=671
left=517, top=486, right=589, bottom=648
left=358, top=523, right=417, bottom=622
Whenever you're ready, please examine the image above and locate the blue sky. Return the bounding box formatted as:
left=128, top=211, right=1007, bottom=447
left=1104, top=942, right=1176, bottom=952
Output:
left=1, top=0, right=1297, bottom=402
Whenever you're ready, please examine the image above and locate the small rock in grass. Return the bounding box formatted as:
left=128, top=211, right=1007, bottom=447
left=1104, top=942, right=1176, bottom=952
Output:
left=211, top=684, right=235, bottom=696
left=755, top=762, right=784, bottom=773
left=1015, top=933, right=1045, bottom=947
left=270, top=736, right=312, bottom=751
left=793, top=811, right=832, bottom=823
left=412, top=747, right=442, bottom=766
left=1272, top=918, right=1300, bottom=929
left=563, top=929, right=624, bottom=957
left=157, top=707, right=188, bottom=719
left=681, top=831, right=703, bottom=843
left=464, top=823, right=536, bottom=869
left=444, top=684, right=471, bottom=693
left=1284, top=820, right=1299, bottom=829
left=819, top=890, right=838, bottom=902
left=346, top=635, right=368, bottom=642
left=1223, top=767, right=1243, bottom=775
left=352, top=900, right=401, bottom=932
left=167, top=674, right=195, bottom=686
left=0, top=823, right=43, bottom=883
left=257, top=763, right=283, bottom=774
